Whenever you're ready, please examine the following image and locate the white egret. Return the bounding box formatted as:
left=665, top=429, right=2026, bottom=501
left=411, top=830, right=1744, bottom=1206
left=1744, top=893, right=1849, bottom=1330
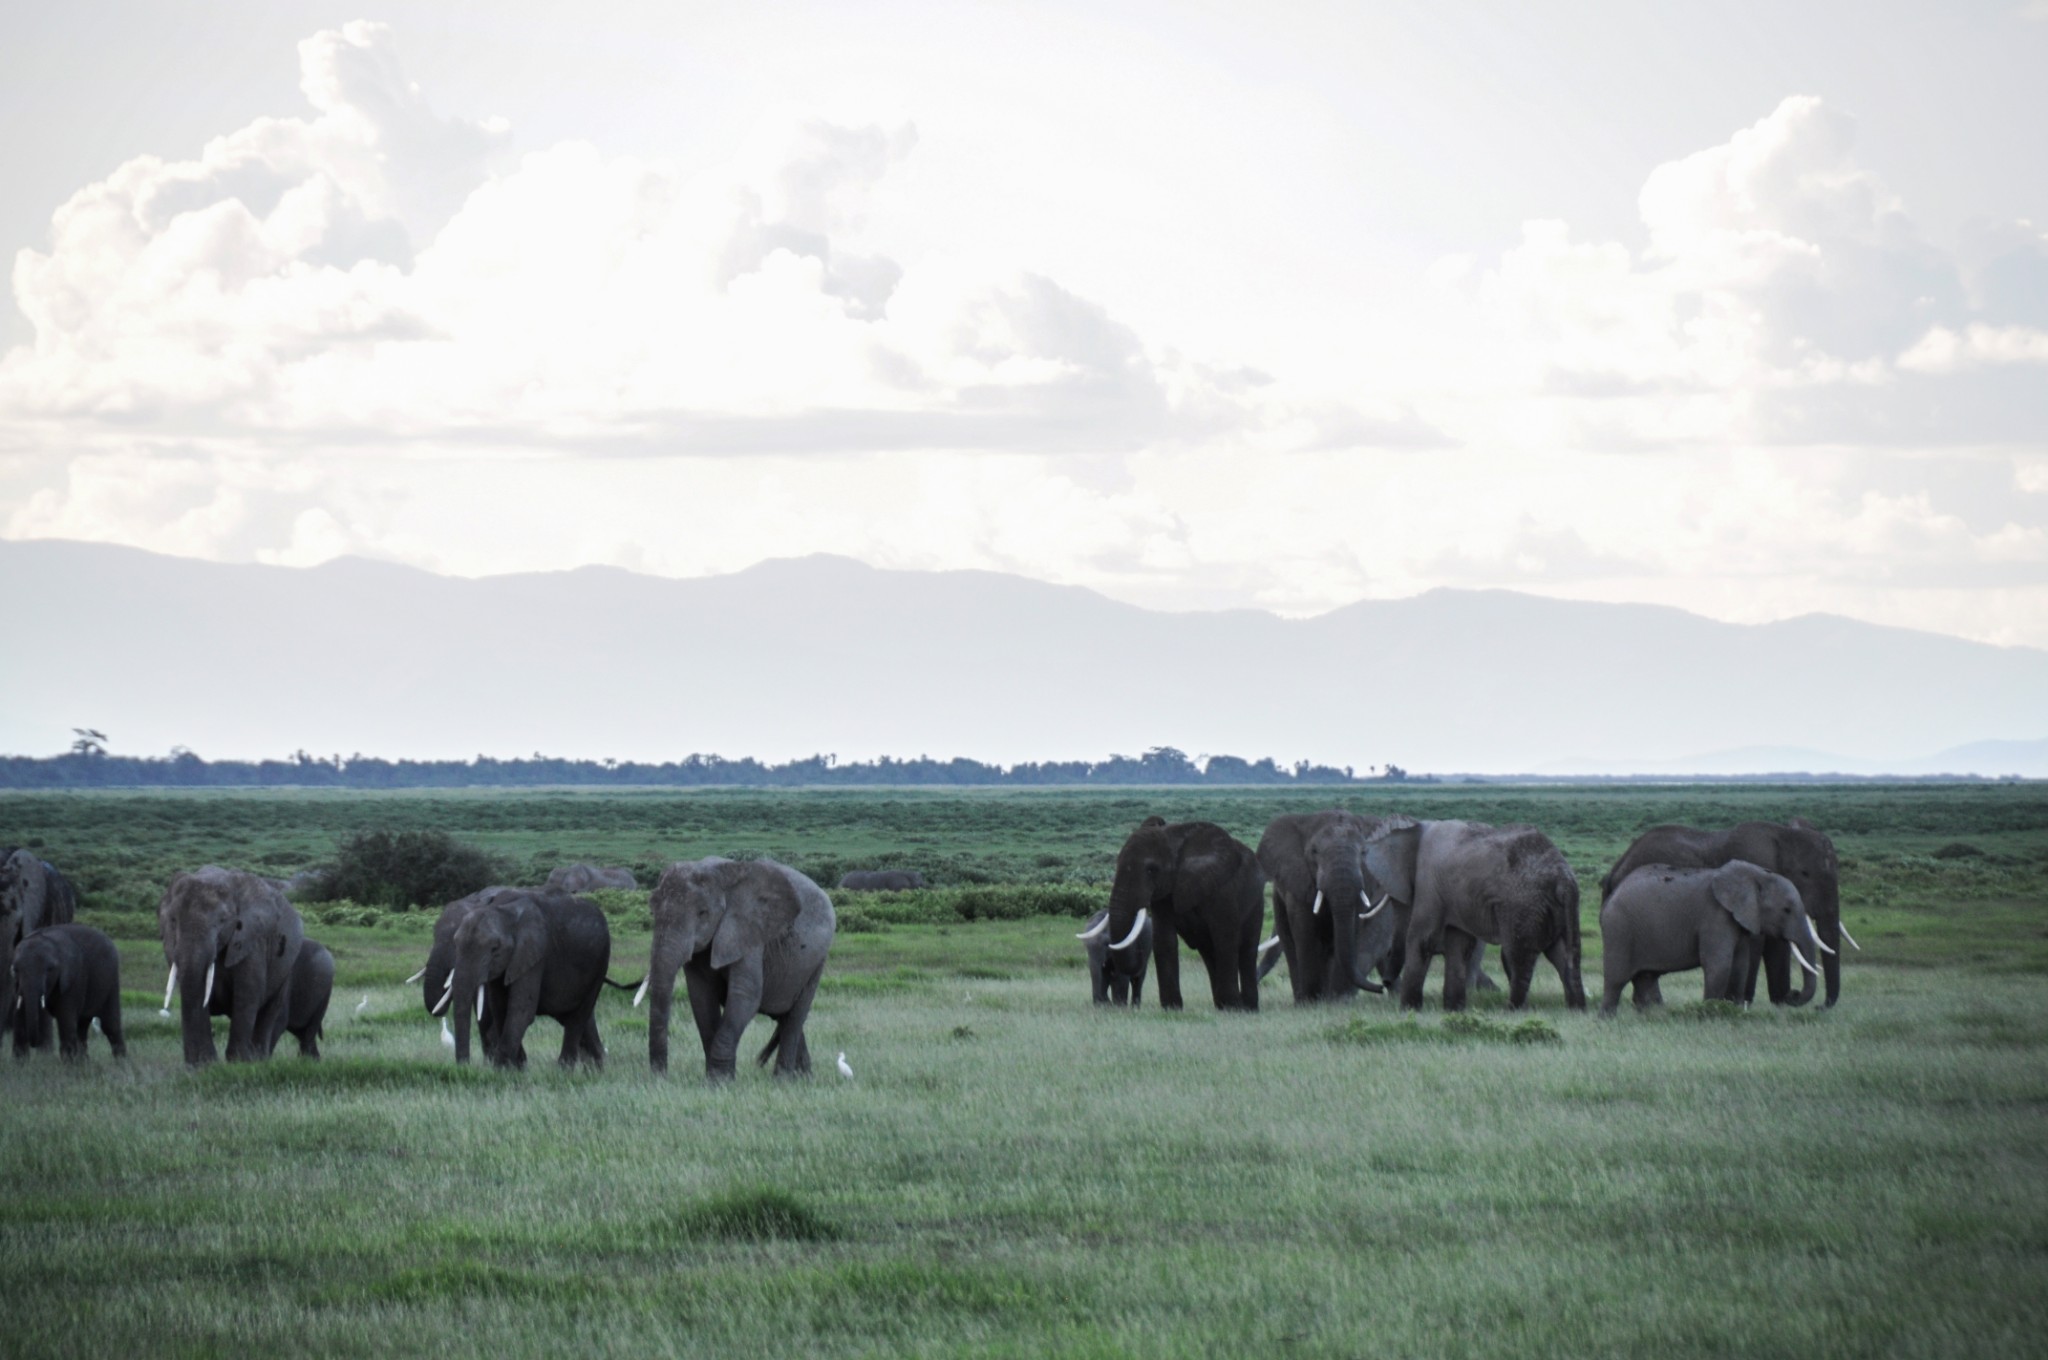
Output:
left=836, top=1052, right=854, bottom=1080
left=440, top=1017, right=455, bottom=1050
left=354, top=993, right=370, bottom=1018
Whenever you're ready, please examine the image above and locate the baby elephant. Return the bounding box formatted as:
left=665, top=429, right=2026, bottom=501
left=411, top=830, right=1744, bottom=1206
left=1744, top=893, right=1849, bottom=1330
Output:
left=1599, top=861, right=1829, bottom=1016
left=1077, top=908, right=1152, bottom=1005
left=12, top=924, right=125, bottom=1061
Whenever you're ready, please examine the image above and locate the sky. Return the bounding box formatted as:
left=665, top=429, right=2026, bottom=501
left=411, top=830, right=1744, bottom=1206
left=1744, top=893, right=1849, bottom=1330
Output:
left=2, top=1, right=2046, bottom=646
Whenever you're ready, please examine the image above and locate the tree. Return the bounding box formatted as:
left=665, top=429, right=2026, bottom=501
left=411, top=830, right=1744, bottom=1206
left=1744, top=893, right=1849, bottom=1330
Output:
left=69, top=728, right=107, bottom=757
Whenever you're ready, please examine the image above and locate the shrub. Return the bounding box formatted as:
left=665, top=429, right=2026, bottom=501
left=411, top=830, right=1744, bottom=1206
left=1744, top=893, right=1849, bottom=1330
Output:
left=952, top=885, right=1099, bottom=921
left=1933, top=842, right=1984, bottom=860
left=836, top=907, right=887, bottom=934
left=303, top=829, right=505, bottom=910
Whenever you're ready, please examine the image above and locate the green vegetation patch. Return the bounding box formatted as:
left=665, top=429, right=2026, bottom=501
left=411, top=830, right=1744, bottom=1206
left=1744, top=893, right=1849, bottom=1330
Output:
left=663, top=1186, right=841, bottom=1243
left=190, top=1057, right=496, bottom=1092
left=1327, top=1013, right=1563, bottom=1046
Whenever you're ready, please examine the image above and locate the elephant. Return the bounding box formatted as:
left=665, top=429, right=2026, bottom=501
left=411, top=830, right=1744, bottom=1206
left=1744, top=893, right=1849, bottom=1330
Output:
left=1102, top=820, right=1265, bottom=1011
left=1076, top=908, right=1152, bottom=1005
left=438, top=890, right=618, bottom=1068
left=11, top=924, right=124, bottom=1061
left=411, top=886, right=527, bottom=1062
left=273, top=939, right=334, bottom=1058
left=1, top=848, right=79, bottom=1025
left=545, top=863, right=638, bottom=893
left=838, top=869, right=926, bottom=891
left=1364, top=819, right=1586, bottom=1012
left=158, top=867, right=306, bottom=1066
left=641, top=857, right=836, bottom=1080
left=1599, top=862, right=1823, bottom=1015
left=1600, top=819, right=1844, bottom=1007
left=1257, top=811, right=1395, bottom=1003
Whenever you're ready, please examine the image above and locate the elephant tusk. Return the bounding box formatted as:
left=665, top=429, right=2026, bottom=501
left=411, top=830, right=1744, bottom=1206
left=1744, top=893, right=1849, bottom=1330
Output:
left=405, top=967, right=427, bottom=985
left=1806, top=919, right=1836, bottom=955
left=1312, top=890, right=1323, bottom=915
left=1360, top=894, right=1389, bottom=920
left=1109, top=909, right=1148, bottom=952
left=202, top=962, right=216, bottom=1008
left=632, top=976, right=650, bottom=1008
left=163, top=964, right=178, bottom=1012
left=1838, top=922, right=1862, bottom=951
left=475, top=987, right=485, bottom=1022
left=1075, top=918, right=1109, bottom=942
left=1258, top=934, right=1279, bottom=953
left=433, top=978, right=455, bottom=1016
left=1789, top=943, right=1819, bottom=977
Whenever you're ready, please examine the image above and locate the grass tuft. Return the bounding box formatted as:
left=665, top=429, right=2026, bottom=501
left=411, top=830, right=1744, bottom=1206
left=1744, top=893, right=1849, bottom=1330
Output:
left=1328, top=1013, right=1563, bottom=1046
left=665, top=1187, right=840, bottom=1243
left=192, top=1057, right=495, bottom=1091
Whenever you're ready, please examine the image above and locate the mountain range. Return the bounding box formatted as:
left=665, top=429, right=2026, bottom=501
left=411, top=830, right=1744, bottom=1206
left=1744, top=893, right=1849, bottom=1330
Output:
left=2, top=538, right=2043, bottom=776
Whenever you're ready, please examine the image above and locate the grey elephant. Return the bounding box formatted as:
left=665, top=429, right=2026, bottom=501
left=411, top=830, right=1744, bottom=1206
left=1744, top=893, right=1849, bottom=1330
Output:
left=1257, top=811, right=1395, bottom=1002
left=1, top=848, right=79, bottom=1025
left=11, top=924, right=124, bottom=1061
left=438, top=890, right=618, bottom=1068
left=1364, top=820, right=1586, bottom=1012
left=641, top=857, right=835, bottom=1080
left=1103, top=820, right=1265, bottom=1011
left=158, top=867, right=306, bottom=1066
left=1600, top=861, right=1824, bottom=1015
left=410, top=886, right=526, bottom=1060
left=838, top=869, right=926, bottom=891
left=545, top=863, right=638, bottom=893
left=1601, top=818, right=1845, bottom=1007
left=1076, top=908, right=1152, bottom=1005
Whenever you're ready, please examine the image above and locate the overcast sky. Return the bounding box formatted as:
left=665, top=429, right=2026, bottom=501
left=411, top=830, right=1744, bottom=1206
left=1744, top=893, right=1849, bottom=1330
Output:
left=3, top=1, right=2045, bottom=646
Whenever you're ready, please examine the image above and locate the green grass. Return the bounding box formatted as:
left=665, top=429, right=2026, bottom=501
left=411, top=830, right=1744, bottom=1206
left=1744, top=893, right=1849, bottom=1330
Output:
left=1, top=786, right=2045, bottom=1356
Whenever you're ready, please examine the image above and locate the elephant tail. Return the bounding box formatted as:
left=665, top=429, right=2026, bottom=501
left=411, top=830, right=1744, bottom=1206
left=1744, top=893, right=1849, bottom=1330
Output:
left=602, top=974, right=645, bottom=992
left=755, top=1030, right=783, bottom=1068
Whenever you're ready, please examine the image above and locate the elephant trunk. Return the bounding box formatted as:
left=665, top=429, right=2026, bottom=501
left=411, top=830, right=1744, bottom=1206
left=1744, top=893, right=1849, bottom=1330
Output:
left=1784, top=905, right=1820, bottom=1009
left=11, top=959, right=45, bottom=1054
left=176, top=943, right=220, bottom=1067
left=1817, top=877, right=1841, bottom=1009
left=449, top=958, right=481, bottom=1064
left=1103, top=871, right=1146, bottom=962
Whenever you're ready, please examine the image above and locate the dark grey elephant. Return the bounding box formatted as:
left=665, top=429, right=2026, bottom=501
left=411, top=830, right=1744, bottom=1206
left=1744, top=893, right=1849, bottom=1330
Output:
left=1365, top=820, right=1586, bottom=1012
left=1601, top=818, right=1845, bottom=1007
left=1257, top=811, right=1395, bottom=1002
left=1, top=848, right=79, bottom=1025
left=838, top=869, right=926, bottom=891
left=641, top=858, right=835, bottom=1080
left=545, top=863, right=638, bottom=893
left=1076, top=908, right=1152, bottom=1005
left=1600, top=862, right=1823, bottom=1015
left=409, top=886, right=526, bottom=1059
left=158, top=867, right=306, bottom=1066
left=1103, top=820, right=1265, bottom=1011
left=439, top=891, right=618, bottom=1068
left=11, top=924, right=124, bottom=1061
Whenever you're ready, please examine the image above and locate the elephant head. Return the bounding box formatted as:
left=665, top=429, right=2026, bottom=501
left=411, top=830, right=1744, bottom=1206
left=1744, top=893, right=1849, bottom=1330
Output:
left=1361, top=819, right=1423, bottom=910
left=1712, top=863, right=1825, bottom=980
left=1769, top=819, right=1839, bottom=1006
left=10, top=929, right=60, bottom=1054
left=649, top=858, right=805, bottom=973
left=415, top=886, right=517, bottom=1015
left=0, top=848, right=36, bottom=1022
left=157, top=867, right=301, bottom=1067
left=443, top=894, right=548, bottom=1065
left=1103, top=823, right=1177, bottom=960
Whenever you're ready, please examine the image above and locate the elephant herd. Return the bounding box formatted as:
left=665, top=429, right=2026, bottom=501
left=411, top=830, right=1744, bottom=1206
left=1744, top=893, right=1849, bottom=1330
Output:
left=1080, top=812, right=1851, bottom=1019
left=4, top=812, right=1852, bottom=1074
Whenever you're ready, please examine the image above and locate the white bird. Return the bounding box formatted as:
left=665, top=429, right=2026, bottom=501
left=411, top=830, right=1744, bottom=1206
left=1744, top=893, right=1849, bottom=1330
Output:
left=836, top=1051, right=854, bottom=1080
left=354, top=993, right=370, bottom=1019
left=440, top=1017, right=456, bottom=1050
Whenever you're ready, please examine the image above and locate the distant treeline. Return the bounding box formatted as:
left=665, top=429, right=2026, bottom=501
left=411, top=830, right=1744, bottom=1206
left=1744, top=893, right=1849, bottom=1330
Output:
left=0, top=746, right=1416, bottom=789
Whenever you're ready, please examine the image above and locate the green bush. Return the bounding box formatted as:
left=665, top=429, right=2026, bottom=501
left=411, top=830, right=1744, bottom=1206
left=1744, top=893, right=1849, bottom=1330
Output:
left=952, top=885, right=1099, bottom=921
left=302, top=829, right=505, bottom=910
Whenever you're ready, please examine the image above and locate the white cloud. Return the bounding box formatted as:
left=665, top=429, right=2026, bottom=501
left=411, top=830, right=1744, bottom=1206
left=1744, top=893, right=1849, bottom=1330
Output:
left=1897, top=322, right=2048, bottom=372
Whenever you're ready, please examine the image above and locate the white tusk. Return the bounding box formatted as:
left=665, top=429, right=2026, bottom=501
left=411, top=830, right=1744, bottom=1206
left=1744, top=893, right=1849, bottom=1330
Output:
left=433, top=979, right=454, bottom=1016
left=1109, top=909, right=1148, bottom=952
left=404, top=967, right=426, bottom=985
left=475, top=987, right=485, bottom=1022
left=632, top=976, right=650, bottom=1008
left=1258, top=935, right=1279, bottom=952
left=1838, top=923, right=1862, bottom=951
left=1360, top=894, right=1389, bottom=920
left=1806, top=919, right=1835, bottom=955
left=202, top=962, right=216, bottom=1008
left=163, top=964, right=178, bottom=1012
left=1789, top=943, right=1818, bottom=976
left=1075, top=918, right=1109, bottom=941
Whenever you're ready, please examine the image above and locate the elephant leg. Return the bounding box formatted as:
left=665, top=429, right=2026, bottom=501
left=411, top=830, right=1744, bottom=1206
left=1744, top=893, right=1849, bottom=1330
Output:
left=1201, top=944, right=1239, bottom=1010
left=1599, top=969, right=1625, bottom=1017
left=1152, top=920, right=1184, bottom=1010
left=579, top=1013, right=606, bottom=1067
left=1131, top=965, right=1145, bottom=1009
left=1821, top=918, right=1842, bottom=1009
left=685, top=961, right=726, bottom=1057
left=1498, top=942, right=1535, bottom=1010
left=297, top=1027, right=320, bottom=1060
left=1469, top=943, right=1501, bottom=992
left=1274, top=901, right=1306, bottom=1002
left=1295, top=919, right=1332, bottom=1003
left=772, top=970, right=824, bottom=1078
left=231, top=985, right=278, bottom=1062
left=707, top=960, right=764, bottom=1080
left=1543, top=937, right=1586, bottom=1010
left=1398, top=932, right=1431, bottom=1012
left=1759, top=938, right=1792, bottom=1006
left=1631, top=971, right=1662, bottom=1011
left=1090, top=956, right=1110, bottom=1005
left=1441, top=930, right=1475, bottom=1013
left=1107, top=971, right=1128, bottom=1005
left=57, top=1006, right=85, bottom=1061
left=100, top=1001, right=126, bottom=1058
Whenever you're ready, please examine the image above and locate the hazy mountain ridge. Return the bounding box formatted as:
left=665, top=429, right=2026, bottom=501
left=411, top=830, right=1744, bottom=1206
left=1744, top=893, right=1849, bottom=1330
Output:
left=2, top=539, right=2043, bottom=775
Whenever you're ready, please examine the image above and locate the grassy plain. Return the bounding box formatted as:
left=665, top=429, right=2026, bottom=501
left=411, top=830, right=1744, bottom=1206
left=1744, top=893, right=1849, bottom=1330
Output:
left=2, top=786, right=2046, bottom=1357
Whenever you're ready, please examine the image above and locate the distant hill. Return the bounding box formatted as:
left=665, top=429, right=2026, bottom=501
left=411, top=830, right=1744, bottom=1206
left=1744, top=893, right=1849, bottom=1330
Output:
left=2, top=539, right=2043, bottom=776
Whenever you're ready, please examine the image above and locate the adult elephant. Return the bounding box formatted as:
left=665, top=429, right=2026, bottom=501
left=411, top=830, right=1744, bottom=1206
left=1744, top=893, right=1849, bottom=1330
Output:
left=1103, top=820, right=1265, bottom=1011
left=1600, top=862, right=1825, bottom=1015
left=157, top=867, right=305, bottom=1066
left=1366, top=820, right=1586, bottom=1012
left=12, top=924, right=124, bottom=1061
left=409, top=886, right=527, bottom=1060
left=545, top=864, right=638, bottom=893
left=838, top=869, right=926, bottom=892
left=1600, top=818, right=1844, bottom=1007
left=1, top=849, right=79, bottom=1025
left=1076, top=908, right=1152, bottom=1005
left=1257, top=811, right=1394, bottom=1003
left=640, top=857, right=835, bottom=1080
left=438, top=891, right=617, bottom=1069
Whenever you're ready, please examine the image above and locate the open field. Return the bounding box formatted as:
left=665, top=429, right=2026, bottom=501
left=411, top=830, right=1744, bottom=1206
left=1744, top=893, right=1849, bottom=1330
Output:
left=3, top=786, right=2047, bottom=1357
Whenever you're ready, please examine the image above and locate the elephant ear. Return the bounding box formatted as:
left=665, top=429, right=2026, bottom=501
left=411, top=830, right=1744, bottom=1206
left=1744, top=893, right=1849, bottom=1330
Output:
left=506, top=905, right=547, bottom=986
left=1710, top=868, right=1762, bottom=935
left=1364, top=823, right=1420, bottom=904
left=709, top=865, right=800, bottom=971
left=222, top=913, right=256, bottom=968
